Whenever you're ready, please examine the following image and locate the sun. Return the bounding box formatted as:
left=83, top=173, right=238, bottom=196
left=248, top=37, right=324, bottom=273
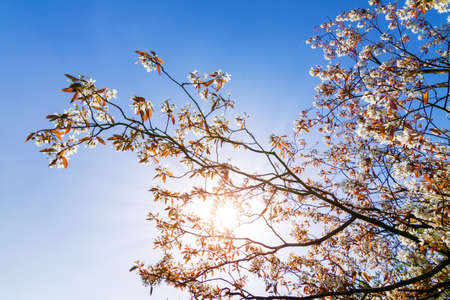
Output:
left=189, top=198, right=240, bottom=232
left=212, top=203, right=240, bottom=231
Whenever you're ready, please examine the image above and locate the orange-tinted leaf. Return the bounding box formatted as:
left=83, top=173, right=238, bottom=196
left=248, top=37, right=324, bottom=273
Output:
left=90, top=105, right=104, bottom=111
left=170, top=114, right=175, bottom=125
left=156, top=64, right=161, bottom=75
left=107, top=135, right=120, bottom=141
left=79, top=137, right=90, bottom=143
left=139, top=156, right=149, bottom=163
left=140, top=110, right=147, bottom=122
left=64, top=124, right=71, bottom=135
left=96, top=95, right=104, bottom=106
left=25, top=132, right=34, bottom=143
left=129, top=265, right=138, bottom=272
left=423, top=90, right=429, bottom=104
left=97, top=137, right=106, bottom=145
left=61, top=156, right=68, bottom=168
left=52, top=129, right=63, bottom=141
left=71, top=91, right=79, bottom=102
left=61, top=88, right=75, bottom=93
left=424, top=174, right=433, bottom=183
left=216, top=80, right=222, bottom=91
left=210, top=100, right=218, bottom=112
left=132, top=95, right=145, bottom=102
left=69, top=83, right=82, bottom=90
left=362, top=272, right=371, bottom=282
left=430, top=128, right=442, bottom=135
left=147, top=107, right=152, bottom=120
left=64, top=74, right=78, bottom=81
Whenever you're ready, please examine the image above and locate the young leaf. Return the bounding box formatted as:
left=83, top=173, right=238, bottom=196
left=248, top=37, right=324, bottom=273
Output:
left=61, top=156, right=68, bottom=168
left=147, top=107, right=152, bottom=120
left=61, top=87, right=75, bottom=93
left=97, top=137, right=106, bottom=145
left=64, top=74, right=78, bottom=81
left=129, top=265, right=138, bottom=272
left=25, top=132, right=34, bottom=143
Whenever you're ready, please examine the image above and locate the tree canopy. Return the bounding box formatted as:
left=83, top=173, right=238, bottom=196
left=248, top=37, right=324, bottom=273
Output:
left=28, top=0, right=449, bottom=299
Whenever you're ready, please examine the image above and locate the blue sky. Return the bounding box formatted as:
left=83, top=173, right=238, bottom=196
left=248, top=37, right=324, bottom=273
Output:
left=1, top=0, right=365, bottom=299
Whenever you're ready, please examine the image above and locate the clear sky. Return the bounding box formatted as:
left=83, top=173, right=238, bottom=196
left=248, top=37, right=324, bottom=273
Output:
left=1, top=0, right=365, bottom=299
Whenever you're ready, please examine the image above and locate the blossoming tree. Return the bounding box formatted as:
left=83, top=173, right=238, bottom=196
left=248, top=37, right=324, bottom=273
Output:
left=27, top=0, right=449, bottom=299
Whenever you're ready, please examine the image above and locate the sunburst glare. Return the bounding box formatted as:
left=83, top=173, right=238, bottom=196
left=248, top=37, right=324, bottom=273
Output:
left=188, top=198, right=241, bottom=232
left=211, top=202, right=240, bottom=231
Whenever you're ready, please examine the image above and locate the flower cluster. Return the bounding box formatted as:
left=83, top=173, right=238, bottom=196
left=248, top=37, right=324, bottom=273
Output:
left=136, top=50, right=164, bottom=74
